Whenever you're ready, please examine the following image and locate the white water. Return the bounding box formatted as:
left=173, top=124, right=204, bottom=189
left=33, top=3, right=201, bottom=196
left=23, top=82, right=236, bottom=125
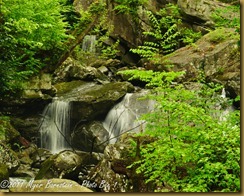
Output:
left=82, top=35, right=96, bottom=53
left=219, top=88, right=234, bottom=121
left=103, top=91, right=154, bottom=144
left=39, top=99, right=71, bottom=153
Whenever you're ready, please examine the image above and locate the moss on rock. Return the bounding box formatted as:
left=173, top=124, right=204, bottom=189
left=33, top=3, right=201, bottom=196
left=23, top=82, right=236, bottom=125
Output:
left=0, top=163, right=9, bottom=184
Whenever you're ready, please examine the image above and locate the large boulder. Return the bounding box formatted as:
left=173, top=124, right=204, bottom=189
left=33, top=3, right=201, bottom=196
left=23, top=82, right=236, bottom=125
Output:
left=22, top=73, right=55, bottom=99
left=9, top=178, right=93, bottom=192
left=155, top=28, right=240, bottom=99
left=71, top=121, right=109, bottom=153
left=53, top=58, right=109, bottom=83
left=35, top=150, right=84, bottom=180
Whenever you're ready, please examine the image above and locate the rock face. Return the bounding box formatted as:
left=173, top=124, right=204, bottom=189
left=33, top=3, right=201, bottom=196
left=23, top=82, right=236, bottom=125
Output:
left=9, top=178, right=93, bottom=192
left=156, top=28, right=240, bottom=99
left=71, top=121, right=109, bottom=153
left=177, top=0, right=236, bottom=26
left=10, top=117, right=40, bottom=142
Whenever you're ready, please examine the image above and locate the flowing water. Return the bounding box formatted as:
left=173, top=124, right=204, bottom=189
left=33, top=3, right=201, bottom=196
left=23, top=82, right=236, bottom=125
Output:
left=219, top=88, right=234, bottom=121
left=39, top=98, right=71, bottom=153
left=82, top=35, right=96, bottom=53
left=103, top=91, right=155, bottom=143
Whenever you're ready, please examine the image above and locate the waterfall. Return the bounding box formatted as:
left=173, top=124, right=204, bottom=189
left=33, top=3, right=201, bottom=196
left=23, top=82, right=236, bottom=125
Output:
left=220, top=88, right=226, bottom=99
left=103, top=91, right=154, bottom=144
left=82, top=35, right=96, bottom=53
left=219, top=88, right=234, bottom=121
left=39, top=99, right=71, bottom=153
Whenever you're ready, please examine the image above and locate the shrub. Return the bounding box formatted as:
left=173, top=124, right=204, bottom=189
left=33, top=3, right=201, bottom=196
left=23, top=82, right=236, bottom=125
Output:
left=121, top=69, right=240, bottom=192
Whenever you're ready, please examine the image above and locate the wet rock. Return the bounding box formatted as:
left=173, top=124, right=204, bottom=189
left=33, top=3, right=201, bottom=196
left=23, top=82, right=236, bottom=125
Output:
left=9, top=178, right=93, bottom=192
left=71, top=121, right=109, bottom=153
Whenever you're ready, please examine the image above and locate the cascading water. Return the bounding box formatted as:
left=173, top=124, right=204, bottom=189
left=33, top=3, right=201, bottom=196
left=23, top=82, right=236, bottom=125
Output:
left=219, top=88, right=234, bottom=121
left=82, top=35, right=96, bottom=53
left=103, top=91, right=154, bottom=144
left=39, top=98, right=71, bottom=153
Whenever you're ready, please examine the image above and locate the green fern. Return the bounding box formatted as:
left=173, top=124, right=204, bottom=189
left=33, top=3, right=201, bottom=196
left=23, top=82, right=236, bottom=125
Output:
left=117, top=69, right=185, bottom=87
left=130, top=3, right=202, bottom=61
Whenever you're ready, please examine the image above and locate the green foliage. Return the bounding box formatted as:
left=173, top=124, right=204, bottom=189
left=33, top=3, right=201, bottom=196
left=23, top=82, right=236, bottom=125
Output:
left=91, top=10, right=121, bottom=59
left=0, top=0, right=70, bottom=97
left=99, top=39, right=120, bottom=59
left=121, top=70, right=240, bottom=192
left=208, top=28, right=235, bottom=43
left=211, top=5, right=240, bottom=45
left=0, top=117, right=8, bottom=141
left=216, top=0, right=238, bottom=3
left=212, top=5, right=240, bottom=28
left=114, top=0, right=147, bottom=17
left=130, top=4, right=202, bottom=61
left=117, top=69, right=185, bottom=87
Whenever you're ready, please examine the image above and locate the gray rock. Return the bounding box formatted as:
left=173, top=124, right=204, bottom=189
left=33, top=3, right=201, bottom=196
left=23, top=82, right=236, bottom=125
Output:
left=22, top=73, right=54, bottom=99
left=71, top=121, right=109, bottom=153
left=177, top=0, right=236, bottom=26
left=53, top=57, right=108, bottom=83
left=156, top=28, right=240, bottom=97
left=35, top=150, right=84, bottom=180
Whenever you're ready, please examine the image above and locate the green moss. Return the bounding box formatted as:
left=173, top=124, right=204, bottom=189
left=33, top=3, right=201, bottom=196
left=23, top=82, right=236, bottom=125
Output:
left=54, top=80, right=86, bottom=96
left=208, top=28, right=238, bottom=44
left=0, top=163, right=9, bottom=183
left=0, top=116, right=20, bottom=143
